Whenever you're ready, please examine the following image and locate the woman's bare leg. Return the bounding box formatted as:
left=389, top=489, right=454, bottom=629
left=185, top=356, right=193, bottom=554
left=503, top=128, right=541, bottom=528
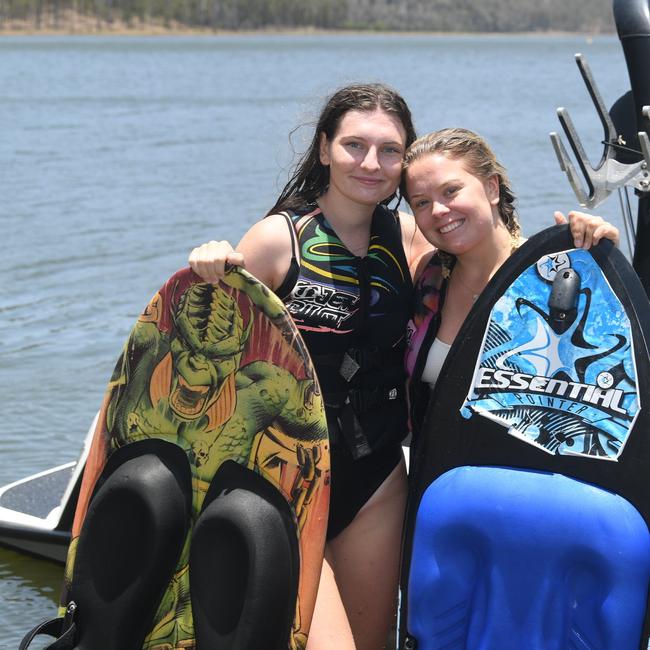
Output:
left=328, top=458, right=408, bottom=650
left=306, top=557, right=356, bottom=650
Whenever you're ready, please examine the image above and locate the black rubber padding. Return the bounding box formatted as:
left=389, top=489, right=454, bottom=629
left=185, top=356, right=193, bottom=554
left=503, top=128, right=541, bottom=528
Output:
left=190, top=460, right=300, bottom=650
left=69, top=438, right=192, bottom=650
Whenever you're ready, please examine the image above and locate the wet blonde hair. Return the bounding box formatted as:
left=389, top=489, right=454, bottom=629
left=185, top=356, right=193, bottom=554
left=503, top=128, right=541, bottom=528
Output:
left=401, top=127, right=523, bottom=274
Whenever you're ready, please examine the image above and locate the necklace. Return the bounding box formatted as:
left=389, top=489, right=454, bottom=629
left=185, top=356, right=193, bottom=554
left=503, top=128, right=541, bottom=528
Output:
left=452, top=269, right=482, bottom=302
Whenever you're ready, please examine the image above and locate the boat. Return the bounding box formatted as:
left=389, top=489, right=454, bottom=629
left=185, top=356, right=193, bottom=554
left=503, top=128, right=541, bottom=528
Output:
left=0, top=415, right=95, bottom=563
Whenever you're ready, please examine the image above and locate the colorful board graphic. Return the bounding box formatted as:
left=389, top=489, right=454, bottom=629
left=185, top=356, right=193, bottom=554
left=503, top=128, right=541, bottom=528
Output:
left=461, top=249, right=640, bottom=459
left=59, top=267, right=330, bottom=650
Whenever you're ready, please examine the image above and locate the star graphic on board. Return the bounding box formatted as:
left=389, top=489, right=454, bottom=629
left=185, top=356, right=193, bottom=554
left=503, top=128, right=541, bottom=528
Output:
left=543, top=255, right=563, bottom=275
left=537, top=253, right=570, bottom=281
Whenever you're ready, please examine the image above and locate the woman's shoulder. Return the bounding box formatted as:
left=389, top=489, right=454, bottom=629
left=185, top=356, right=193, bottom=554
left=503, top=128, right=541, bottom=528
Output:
left=241, top=213, right=291, bottom=245
left=237, top=213, right=295, bottom=289
left=414, top=249, right=445, bottom=287
left=395, top=210, right=435, bottom=280
left=409, top=251, right=446, bottom=332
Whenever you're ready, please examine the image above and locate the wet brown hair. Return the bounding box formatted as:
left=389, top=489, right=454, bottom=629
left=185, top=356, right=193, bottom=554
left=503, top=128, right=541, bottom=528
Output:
left=267, top=83, right=416, bottom=216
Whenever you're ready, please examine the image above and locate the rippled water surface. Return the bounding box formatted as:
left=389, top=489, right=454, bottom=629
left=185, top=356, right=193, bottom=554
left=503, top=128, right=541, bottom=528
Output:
left=0, top=33, right=631, bottom=645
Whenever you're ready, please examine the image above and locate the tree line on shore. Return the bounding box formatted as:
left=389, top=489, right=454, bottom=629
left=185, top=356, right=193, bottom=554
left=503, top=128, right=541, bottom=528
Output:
left=1, top=0, right=615, bottom=32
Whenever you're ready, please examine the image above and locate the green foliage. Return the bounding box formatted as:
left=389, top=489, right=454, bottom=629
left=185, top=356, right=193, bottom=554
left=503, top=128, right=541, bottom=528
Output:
left=0, top=0, right=616, bottom=31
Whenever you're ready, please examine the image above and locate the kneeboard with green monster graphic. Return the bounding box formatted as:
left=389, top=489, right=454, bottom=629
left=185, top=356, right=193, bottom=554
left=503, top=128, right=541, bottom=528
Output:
left=398, top=225, right=650, bottom=650
left=21, top=267, right=329, bottom=650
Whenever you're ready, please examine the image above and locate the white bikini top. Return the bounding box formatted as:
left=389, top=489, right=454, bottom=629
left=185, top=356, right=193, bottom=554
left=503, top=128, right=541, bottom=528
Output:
left=420, top=337, right=452, bottom=388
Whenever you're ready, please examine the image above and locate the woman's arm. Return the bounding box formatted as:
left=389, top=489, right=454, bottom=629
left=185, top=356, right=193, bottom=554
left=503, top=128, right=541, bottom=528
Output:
left=189, top=213, right=293, bottom=289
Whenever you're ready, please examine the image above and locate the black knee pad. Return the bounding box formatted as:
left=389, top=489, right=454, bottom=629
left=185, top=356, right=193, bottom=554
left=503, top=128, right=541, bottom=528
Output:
left=190, top=460, right=300, bottom=650
left=68, top=439, right=192, bottom=650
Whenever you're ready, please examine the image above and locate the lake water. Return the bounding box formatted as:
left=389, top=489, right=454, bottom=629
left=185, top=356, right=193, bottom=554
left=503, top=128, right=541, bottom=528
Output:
left=0, top=33, right=632, bottom=646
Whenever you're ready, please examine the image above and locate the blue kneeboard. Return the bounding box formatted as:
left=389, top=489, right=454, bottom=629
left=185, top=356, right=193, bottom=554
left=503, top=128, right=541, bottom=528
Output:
left=399, top=225, right=650, bottom=650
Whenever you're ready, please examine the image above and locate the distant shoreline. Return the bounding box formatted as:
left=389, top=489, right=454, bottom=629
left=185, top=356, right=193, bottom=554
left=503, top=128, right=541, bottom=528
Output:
left=0, top=28, right=614, bottom=37
left=0, top=14, right=614, bottom=37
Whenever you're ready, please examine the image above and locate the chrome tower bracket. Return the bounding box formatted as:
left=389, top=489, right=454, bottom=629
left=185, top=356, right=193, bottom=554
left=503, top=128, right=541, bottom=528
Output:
left=550, top=54, right=650, bottom=209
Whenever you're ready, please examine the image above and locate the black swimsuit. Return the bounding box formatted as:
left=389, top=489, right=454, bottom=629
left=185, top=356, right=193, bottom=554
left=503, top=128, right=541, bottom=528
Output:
left=277, top=204, right=412, bottom=539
